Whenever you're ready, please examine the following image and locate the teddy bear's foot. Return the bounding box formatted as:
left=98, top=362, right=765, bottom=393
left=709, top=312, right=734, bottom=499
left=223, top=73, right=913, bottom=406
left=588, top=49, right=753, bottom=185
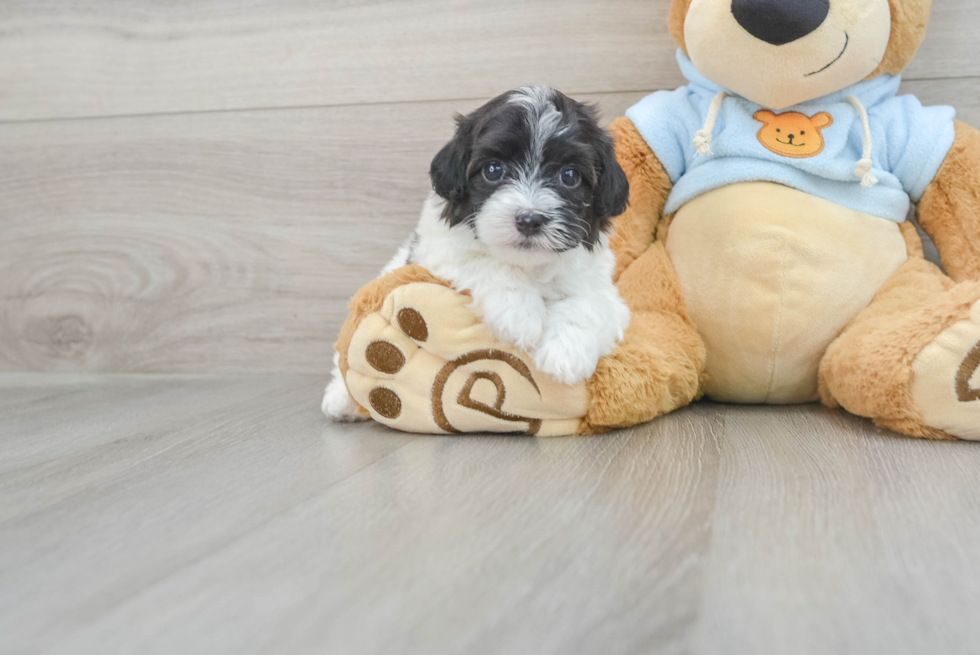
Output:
left=912, top=299, right=980, bottom=440
left=340, top=281, right=589, bottom=435
left=818, top=258, right=980, bottom=441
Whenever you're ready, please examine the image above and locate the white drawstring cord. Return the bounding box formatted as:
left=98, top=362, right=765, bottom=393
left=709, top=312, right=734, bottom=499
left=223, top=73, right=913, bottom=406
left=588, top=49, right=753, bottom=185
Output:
left=693, top=92, right=877, bottom=189
left=693, top=91, right=729, bottom=156
left=844, top=95, right=878, bottom=188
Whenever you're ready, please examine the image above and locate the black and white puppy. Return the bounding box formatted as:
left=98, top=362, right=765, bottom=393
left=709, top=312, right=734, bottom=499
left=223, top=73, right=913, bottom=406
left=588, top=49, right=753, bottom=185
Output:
left=323, top=86, right=631, bottom=421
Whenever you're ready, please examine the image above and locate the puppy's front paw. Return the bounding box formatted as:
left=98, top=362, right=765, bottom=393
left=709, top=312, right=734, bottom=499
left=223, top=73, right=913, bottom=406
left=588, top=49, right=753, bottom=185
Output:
left=482, top=298, right=546, bottom=351
left=533, top=326, right=601, bottom=385
left=322, top=376, right=367, bottom=422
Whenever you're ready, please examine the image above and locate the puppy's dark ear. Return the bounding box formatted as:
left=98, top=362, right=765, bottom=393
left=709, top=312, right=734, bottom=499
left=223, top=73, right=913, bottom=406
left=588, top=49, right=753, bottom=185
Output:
left=593, top=132, right=630, bottom=221
left=430, top=115, right=473, bottom=216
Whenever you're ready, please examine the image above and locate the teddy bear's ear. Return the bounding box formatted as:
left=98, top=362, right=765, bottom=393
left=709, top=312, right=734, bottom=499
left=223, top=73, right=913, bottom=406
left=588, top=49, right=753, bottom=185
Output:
left=811, top=112, right=834, bottom=130
left=668, top=0, right=693, bottom=51
left=871, top=0, right=932, bottom=78
left=753, top=110, right=776, bottom=125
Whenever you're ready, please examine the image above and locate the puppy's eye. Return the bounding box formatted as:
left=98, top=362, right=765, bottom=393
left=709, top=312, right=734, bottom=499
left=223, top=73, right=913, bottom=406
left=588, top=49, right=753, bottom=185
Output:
left=483, top=161, right=505, bottom=182
left=559, top=166, right=581, bottom=188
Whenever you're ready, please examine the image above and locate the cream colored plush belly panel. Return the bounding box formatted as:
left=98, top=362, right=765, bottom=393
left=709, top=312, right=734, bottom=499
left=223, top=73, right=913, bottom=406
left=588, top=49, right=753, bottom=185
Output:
left=666, top=182, right=908, bottom=404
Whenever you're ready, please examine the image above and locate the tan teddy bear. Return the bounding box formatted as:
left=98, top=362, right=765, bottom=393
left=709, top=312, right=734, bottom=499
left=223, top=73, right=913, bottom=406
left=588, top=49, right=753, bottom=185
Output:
left=333, top=0, right=980, bottom=440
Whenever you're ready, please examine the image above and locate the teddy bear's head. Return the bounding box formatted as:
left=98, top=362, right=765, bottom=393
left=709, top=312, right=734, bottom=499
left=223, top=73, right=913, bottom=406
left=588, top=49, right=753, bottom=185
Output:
left=669, top=0, right=932, bottom=109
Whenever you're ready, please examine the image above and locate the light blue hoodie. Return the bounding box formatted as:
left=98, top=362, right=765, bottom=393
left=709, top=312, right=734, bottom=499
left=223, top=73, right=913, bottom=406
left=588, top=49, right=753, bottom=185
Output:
left=625, top=51, right=956, bottom=223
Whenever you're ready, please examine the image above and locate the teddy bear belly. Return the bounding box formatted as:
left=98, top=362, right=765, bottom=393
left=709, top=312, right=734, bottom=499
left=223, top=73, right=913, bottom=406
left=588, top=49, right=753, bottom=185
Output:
left=665, top=181, right=909, bottom=404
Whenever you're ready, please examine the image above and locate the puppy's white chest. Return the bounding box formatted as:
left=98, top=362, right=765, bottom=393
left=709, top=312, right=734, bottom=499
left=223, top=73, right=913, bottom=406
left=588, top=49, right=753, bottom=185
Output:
left=534, top=279, right=569, bottom=303
left=524, top=259, right=577, bottom=296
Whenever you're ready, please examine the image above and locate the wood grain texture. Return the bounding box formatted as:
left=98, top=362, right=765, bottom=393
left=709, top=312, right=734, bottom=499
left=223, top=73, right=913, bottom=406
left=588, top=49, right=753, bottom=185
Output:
left=0, top=374, right=418, bottom=652
left=0, top=92, right=646, bottom=374
left=2, top=375, right=979, bottom=654
left=0, top=0, right=975, bottom=122
left=0, top=0, right=681, bottom=122
left=907, top=0, right=980, bottom=81
left=695, top=405, right=980, bottom=655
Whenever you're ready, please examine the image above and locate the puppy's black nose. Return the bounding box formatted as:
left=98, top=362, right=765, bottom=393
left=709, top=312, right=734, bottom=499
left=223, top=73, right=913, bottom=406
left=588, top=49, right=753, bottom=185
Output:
left=731, top=0, right=829, bottom=46
left=515, top=212, right=546, bottom=236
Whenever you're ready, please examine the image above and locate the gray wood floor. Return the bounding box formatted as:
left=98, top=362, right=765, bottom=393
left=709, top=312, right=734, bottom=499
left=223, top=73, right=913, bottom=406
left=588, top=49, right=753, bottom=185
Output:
left=2, top=374, right=979, bottom=655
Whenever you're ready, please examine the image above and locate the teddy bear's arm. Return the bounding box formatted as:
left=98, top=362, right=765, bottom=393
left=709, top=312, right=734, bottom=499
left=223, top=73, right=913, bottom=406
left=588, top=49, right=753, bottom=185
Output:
left=916, top=120, right=980, bottom=282
left=607, top=117, right=673, bottom=281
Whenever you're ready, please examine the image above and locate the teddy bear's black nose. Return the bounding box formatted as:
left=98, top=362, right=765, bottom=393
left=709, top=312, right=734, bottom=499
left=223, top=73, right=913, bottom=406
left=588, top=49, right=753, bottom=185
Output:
left=731, top=0, right=830, bottom=46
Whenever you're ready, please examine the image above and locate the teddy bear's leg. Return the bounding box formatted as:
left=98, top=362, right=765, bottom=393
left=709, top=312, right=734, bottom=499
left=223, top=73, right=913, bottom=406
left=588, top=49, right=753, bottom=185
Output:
left=819, top=226, right=980, bottom=440
left=582, top=241, right=707, bottom=432
left=333, top=266, right=590, bottom=436
left=579, top=117, right=706, bottom=432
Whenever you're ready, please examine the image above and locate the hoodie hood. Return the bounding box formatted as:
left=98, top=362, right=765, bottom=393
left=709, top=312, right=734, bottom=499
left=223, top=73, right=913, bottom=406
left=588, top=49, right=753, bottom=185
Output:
left=625, top=51, right=955, bottom=222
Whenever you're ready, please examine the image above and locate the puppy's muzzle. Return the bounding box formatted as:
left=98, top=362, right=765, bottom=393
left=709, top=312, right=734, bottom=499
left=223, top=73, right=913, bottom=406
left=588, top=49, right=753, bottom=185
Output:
left=515, top=212, right=546, bottom=237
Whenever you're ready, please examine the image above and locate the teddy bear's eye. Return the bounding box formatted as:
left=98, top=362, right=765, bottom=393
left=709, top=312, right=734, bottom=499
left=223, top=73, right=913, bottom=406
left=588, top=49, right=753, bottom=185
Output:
left=776, top=128, right=781, bottom=133
left=800, top=130, right=806, bottom=135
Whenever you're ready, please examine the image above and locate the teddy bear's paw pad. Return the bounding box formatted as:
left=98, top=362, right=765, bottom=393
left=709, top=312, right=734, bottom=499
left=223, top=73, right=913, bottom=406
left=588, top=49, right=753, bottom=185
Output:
left=395, top=307, right=428, bottom=341
left=347, top=313, right=417, bottom=380
left=343, top=282, right=589, bottom=436
left=379, top=282, right=499, bottom=361
left=912, top=299, right=980, bottom=440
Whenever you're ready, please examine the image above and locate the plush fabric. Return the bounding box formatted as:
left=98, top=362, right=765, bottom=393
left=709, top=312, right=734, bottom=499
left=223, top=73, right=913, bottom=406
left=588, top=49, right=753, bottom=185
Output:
left=667, top=0, right=693, bottom=53
left=342, top=280, right=589, bottom=436
left=819, top=253, right=980, bottom=441
left=605, top=117, right=672, bottom=279
left=916, top=120, right=980, bottom=282
left=332, top=0, right=980, bottom=440
left=335, top=264, right=453, bottom=419
left=680, top=0, right=892, bottom=109
left=870, top=0, right=934, bottom=77
left=625, top=52, right=956, bottom=222
left=666, top=181, right=908, bottom=403
left=668, top=0, right=933, bottom=78
left=912, top=299, right=980, bottom=440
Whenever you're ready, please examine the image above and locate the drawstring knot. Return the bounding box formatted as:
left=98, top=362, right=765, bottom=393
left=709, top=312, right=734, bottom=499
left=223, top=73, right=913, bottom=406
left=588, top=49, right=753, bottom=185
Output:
left=844, top=95, right=878, bottom=188
left=693, top=91, right=729, bottom=156
left=692, top=131, right=713, bottom=156
left=854, top=157, right=877, bottom=189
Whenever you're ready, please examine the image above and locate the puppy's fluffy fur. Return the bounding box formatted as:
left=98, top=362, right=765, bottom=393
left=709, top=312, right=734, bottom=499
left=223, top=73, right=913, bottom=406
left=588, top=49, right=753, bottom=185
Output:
left=324, top=87, right=631, bottom=422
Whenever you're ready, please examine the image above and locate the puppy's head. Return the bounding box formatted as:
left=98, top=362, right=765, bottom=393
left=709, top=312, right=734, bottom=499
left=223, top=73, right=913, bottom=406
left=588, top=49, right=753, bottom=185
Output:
left=430, top=87, right=629, bottom=261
